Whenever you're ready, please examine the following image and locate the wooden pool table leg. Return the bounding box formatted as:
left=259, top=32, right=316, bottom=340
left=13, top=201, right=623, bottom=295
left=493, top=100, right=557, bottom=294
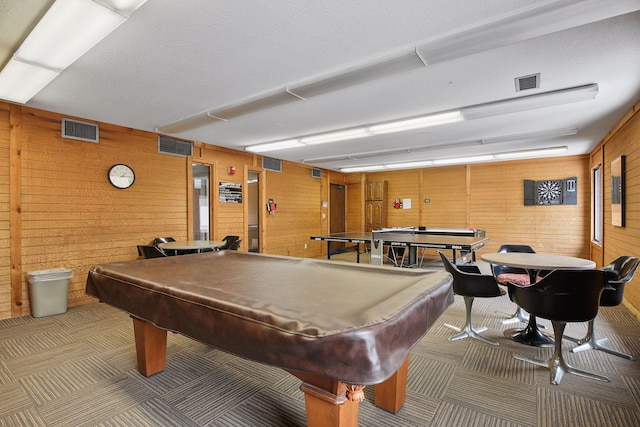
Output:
left=294, top=355, right=409, bottom=426
left=132, top=318, right=167, bottom=376
left=300, top=381, right=360, bottom=427
left=374, top=356, right=408, bottom=413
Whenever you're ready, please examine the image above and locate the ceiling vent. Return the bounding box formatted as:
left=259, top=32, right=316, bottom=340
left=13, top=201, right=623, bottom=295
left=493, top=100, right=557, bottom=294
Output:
left=311, top=168, right=321, bottom=178
left=262, top=157, right=282, bottom=172
left=62, top=118, right=99, bottom=143
left=515, top=73, right=540, bottom=92
left=158, top=136, right=193, bottom=157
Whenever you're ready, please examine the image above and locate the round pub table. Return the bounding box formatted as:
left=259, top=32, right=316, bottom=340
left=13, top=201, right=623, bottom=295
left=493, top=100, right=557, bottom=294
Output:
left=481, top=252, right=596, bottom=347
left=158, top=240, right=224, bottom=254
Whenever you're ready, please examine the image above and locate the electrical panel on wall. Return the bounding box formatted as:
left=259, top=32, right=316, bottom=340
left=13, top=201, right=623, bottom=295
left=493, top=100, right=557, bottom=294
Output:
left=523, top=177, right=577, bottom=206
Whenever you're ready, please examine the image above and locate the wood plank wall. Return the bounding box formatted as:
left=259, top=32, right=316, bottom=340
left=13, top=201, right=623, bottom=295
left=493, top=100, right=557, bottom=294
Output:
left=598, top=101, right=640, bottom=316
left=2, top=100, right=638, bottom=319
left=470, top=157, right=590, bottom=256
left=0, top=103, right=331, bottom=319
left=262, top=162, right=326, bottom=257
left=13, top=107, right=189, bottom=318
left=0, top=103, right=10, bottom=316
left=356, top=157, right=589, bottom=259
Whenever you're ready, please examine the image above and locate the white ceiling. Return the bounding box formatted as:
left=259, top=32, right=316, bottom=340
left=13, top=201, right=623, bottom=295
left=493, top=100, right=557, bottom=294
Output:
left=3, top=0, right=640, bottom=171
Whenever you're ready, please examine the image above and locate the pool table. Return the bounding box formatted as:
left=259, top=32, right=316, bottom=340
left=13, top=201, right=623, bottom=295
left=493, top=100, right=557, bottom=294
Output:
left=86, top=251, right=453, bottom=427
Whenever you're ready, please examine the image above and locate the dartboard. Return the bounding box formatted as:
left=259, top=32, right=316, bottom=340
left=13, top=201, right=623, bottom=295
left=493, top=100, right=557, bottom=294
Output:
left=537, top=180, right=562, bottom=205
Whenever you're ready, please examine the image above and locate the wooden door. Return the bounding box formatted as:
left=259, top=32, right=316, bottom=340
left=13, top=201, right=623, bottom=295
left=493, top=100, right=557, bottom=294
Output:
left=365, top=202, right=374, bottom=231
left=330, top=184, right=346, bottom=233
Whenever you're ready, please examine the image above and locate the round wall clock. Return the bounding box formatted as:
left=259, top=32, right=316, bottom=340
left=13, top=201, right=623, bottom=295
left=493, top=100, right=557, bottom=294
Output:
left=108, top=164, right=135, bottom=189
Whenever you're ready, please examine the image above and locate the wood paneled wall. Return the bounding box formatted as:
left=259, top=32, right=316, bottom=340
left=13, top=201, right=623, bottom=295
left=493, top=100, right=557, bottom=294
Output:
left=0, top=104, right=10, bottom=316
left=470, top=157, right=590, bottom=256
left=598, top=101, right=640, bottom=316
left=0, top=103, right=329, bottom=320
left=2, top=99, right=638, bottom=319
left=5, top=106, right=190, bottom=318
left=262, top=162, right=326, bottom=256
left=353, top=157, right=590, bottom=259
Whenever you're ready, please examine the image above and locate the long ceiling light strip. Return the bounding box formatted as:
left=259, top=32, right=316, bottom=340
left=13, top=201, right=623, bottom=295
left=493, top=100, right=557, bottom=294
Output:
left=246, top=84, right=592, bottom=153
left=369, top=111, right=463, bottom=135
left=340, top=146, right=569, bottom=172
left=246, top=139, right=303, bottom=153
left=301, top=126, right=577, bottom=164
left=462, top=84, right=598, bottom=120
left=417, top=0, right=640, bottom=65
left=157, top=49, right=428, bottom=133
left=245, top=110, right=463, bottom=152
left=0, top=0, right=148, bottom=104
left=416, top=0, right=588, bottom=65
left=287, top=50, right=427, bottom=99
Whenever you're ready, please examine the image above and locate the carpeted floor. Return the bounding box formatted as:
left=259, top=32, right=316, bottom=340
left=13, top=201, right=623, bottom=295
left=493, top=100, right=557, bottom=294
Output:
left=1, top=255, right=639, bottom=426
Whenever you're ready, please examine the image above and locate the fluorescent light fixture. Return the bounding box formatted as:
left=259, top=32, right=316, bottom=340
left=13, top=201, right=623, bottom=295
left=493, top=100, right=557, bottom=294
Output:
left=245, top=139, right=303, bottom=153
left=288, top=50, right=427, bottom=99
left=415, top=0, right=639, bottom=65
left=15, top=0, right=127, bottom=70
left=0, top=59, right=60, bottom=104
left=494, top=146, right=568, bottom=160
left=481, top=126, right=578, bottom=144
left=463, top=84, right=598, bottom=120
left=340, top=165, right=386, bottom=173
left=384, top=160, right=433, bottom=169
left=301, top=128, right=371, bottom=145
left=248, top=111, right=464, bottom=152
left=433, top=155, right=494, bottom=165
left=337, top=145, right=571, bottom=171
left=369, top=111, right=463, bottom=134
left=0, top=0, right=148, bottom=104
left=207, top=90, right=303, bottom=121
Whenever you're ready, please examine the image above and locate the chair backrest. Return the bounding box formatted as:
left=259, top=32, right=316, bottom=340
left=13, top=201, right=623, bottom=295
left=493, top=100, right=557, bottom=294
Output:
left=508, top=269, right=614, bottom=322
left=137, top=245, right=167, bottom=259
left=498, top=245, right=535, bottom=254
left=438, top=252, right=502, bottom=298
left=600, top=256, right=640, bottom=306
left=491, top=244, right=536, bottom=277
left=153, top=237, right=175, bottom=246
left=221, top=235, right=241, bottom=250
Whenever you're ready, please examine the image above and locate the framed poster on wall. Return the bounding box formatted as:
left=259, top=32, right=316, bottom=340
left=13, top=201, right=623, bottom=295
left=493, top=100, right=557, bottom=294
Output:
left=611, top=155, right=625, bottom=227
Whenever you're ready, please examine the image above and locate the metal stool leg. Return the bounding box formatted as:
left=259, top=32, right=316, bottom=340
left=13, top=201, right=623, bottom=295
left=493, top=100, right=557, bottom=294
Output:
left=515, top=321, right=610, bottom=385
left=444, top=296, right=499, bottom=346
left=567, top=319, right=634, bottom=360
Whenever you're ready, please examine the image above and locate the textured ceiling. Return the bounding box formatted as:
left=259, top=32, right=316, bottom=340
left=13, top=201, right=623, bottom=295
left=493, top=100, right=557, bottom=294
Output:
left=3, top=0, right=640, bottom=171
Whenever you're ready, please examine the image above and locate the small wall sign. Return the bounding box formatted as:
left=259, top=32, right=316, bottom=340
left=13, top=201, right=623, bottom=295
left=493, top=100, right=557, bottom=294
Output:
left=219, top=182, right=242, bottom=203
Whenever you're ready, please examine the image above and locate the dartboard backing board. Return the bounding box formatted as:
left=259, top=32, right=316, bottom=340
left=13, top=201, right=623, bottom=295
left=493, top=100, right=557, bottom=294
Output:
left=537, top=180, right=563, bottom=205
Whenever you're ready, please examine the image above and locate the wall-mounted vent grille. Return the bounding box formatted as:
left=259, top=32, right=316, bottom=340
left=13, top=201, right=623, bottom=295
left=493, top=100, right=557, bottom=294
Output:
left=262, top=157, right=282, bottom=172
left=158, top=136, right=193, bottom=157
left=62, top=118, right=99, bottom=143
left=311, top=168, right=321, bottom=178
left=515, top=73, right=540, bottom=92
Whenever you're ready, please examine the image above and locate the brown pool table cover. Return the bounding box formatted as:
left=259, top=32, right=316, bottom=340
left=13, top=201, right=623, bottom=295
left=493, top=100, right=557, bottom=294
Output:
left=86, top=251, right=453, bottom=385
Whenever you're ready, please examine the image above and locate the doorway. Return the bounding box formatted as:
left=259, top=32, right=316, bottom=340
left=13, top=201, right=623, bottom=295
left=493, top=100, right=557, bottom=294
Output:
left=329, top=184, right=346, bottom=254
left=192, top=163, right=210, bottom=240
left=248, top=171, right=260, bottom=252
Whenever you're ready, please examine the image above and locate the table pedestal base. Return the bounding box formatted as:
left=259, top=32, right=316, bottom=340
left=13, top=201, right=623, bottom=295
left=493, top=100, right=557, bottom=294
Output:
left=504, top=325, right=554, bottom=347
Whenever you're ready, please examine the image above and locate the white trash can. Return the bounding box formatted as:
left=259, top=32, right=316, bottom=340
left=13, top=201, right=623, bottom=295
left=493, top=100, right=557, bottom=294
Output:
left=27, top=268, right=73, bottom=317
